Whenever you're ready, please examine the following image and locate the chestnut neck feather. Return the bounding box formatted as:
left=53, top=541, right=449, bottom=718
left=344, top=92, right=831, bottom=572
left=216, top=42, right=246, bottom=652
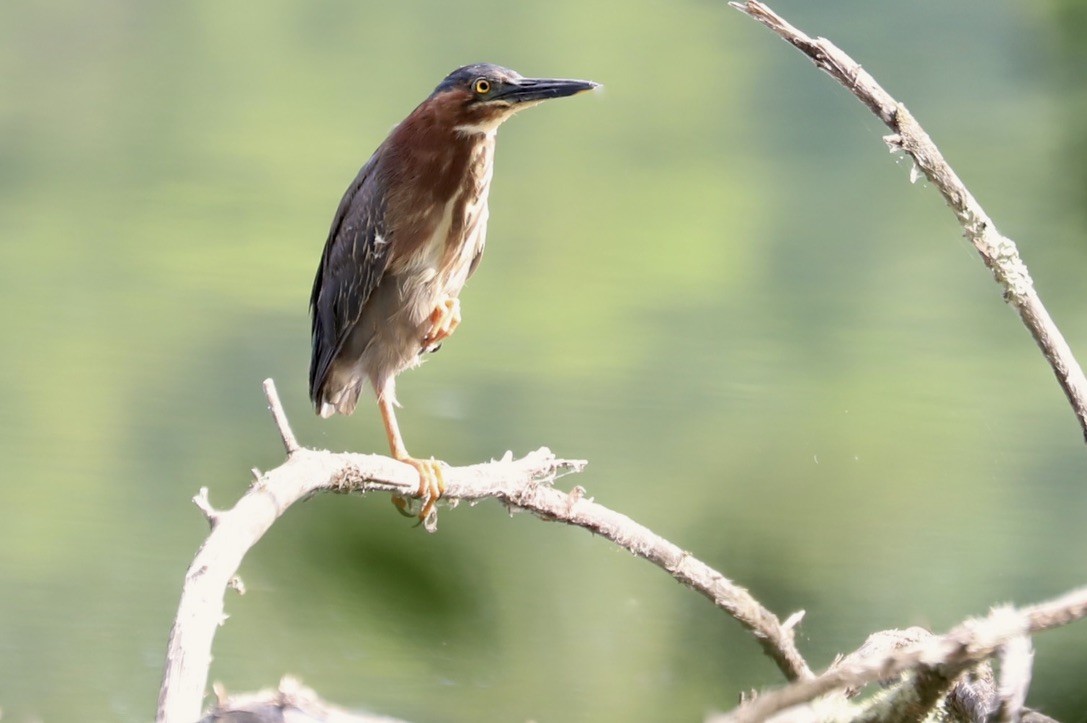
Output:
left=380, top=91, right=497, bottom=266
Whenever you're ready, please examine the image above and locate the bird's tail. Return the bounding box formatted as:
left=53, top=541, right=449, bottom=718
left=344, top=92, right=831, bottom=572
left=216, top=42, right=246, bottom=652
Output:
left=315, top=380, right=364, bottom=418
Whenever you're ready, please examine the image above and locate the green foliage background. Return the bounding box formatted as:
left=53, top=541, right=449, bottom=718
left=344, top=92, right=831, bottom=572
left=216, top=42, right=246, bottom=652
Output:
left=2, top=1, right=1087, bottom=721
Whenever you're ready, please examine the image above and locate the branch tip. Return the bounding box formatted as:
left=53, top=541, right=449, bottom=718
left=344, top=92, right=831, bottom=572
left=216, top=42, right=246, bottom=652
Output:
left=263, top=378, right=301, bottom=455
left=782, top=610, right=806, bottom=632
left=193, top=487, right=220, bottom=528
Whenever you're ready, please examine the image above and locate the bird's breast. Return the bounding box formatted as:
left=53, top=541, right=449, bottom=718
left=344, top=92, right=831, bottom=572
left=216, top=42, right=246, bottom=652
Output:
left=394, top=137, right=494, bottom=324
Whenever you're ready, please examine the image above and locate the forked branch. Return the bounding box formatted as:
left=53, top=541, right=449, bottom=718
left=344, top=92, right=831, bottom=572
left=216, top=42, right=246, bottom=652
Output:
left=713, top=590, right=1087, bottom=722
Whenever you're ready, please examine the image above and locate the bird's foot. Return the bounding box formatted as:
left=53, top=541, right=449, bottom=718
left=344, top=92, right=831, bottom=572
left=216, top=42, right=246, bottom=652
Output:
left=390, top=456, right=447, bottom=532
left=421, top=297, right=461, bottom=350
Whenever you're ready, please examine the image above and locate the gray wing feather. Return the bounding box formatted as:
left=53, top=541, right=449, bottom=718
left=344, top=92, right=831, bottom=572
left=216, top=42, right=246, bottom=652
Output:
left=308, top=155, right=391, bottom=404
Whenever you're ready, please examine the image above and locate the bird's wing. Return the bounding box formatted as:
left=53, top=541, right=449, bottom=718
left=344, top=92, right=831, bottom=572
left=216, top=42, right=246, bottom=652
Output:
left=308, top=155, right=391, bottom=402
left=466, top=242, right=485, bottom=280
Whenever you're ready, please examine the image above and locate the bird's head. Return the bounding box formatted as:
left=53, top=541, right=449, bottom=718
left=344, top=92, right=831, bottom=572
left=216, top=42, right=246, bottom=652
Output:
left=427, top=63, right=599, bottom=136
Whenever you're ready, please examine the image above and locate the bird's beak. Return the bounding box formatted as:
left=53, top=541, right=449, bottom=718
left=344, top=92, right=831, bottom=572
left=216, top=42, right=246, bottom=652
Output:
left=493, top=77, right=600, bottom=104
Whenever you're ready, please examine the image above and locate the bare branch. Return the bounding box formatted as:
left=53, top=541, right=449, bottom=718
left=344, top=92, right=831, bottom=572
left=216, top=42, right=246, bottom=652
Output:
left=435, top=469, right=814, bottom=683
left=946, top=663, right=998, bottom=723
left=853, top=666, right=972, bottom=723
left=990, top=634, right=1033, bottom=723
left=711, top=589, right=1087, bottom=723
left=263, top=378, right=300, bottom=455
left=192, top=487, right=220, bottom=529
left=158, top=379, right=812, bottom=722
left=157, top=444, right=582, bottom=723
left=200, top=676, right=410, bottom=723
left=729, top=0, right=1087, bottom=442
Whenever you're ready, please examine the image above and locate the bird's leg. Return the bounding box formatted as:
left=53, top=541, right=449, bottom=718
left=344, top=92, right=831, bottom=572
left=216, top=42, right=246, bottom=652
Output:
left=421, top=297, right=461, bottom=350
left=377, top=393, right=445, bottom=528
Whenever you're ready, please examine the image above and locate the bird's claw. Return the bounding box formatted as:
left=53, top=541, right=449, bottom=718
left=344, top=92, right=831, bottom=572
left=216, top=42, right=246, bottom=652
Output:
left=391, top=456, right=447, bottom=532
left=422, top=298, right=461, bottom=350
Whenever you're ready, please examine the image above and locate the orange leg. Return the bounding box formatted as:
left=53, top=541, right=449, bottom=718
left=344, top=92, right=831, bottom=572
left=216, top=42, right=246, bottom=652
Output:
left=421, top=297, right=461, bottom=349
left=378, top=393, right=445, bottom=529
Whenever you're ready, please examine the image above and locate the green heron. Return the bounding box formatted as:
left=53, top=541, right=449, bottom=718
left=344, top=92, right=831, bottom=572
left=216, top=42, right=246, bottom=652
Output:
left=309, top=63, right=598, bottom=526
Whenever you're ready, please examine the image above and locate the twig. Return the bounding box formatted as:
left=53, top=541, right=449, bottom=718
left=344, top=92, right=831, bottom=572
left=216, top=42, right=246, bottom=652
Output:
left=990, top=634, right=1033, bottom=723
left=728, top=0, right=1087, bottom=443
left=263, top=378, right=299, bottom=454
left=711, top=588, right=1087, bottom=723
left=192, top=487, right=220, bottom=529
left=157, top=380, right=812, bottom=723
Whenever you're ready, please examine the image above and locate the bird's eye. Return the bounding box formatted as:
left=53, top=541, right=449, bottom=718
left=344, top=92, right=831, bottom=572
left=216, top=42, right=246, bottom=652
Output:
left=473, top=78, right=491, bottom=95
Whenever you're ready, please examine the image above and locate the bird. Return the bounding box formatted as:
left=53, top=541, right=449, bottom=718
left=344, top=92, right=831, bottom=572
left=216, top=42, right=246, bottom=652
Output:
left=309, top=63, right=599, bottom=527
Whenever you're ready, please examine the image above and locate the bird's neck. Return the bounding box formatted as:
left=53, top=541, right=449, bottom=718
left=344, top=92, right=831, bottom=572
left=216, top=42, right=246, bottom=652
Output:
left=381, top=112, right=496, bottom=268
left=389, top=108, right=495, bottom=205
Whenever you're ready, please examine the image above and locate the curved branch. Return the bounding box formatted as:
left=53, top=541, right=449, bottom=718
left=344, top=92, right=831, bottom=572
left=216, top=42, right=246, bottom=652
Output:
left=730, top=0, right=1087, bottom=442
left=156, top=379, right=811, bottom=723
left=437, top=470, right=813, bottom=683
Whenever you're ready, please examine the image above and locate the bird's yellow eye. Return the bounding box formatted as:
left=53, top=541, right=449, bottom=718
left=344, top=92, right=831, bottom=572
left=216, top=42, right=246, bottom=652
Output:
left=473, top=78, right=491, bottom=95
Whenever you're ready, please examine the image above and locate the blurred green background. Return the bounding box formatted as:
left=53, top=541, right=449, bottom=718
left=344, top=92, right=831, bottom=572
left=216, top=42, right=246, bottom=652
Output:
left=3, top=1, right=1087, bottom=721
